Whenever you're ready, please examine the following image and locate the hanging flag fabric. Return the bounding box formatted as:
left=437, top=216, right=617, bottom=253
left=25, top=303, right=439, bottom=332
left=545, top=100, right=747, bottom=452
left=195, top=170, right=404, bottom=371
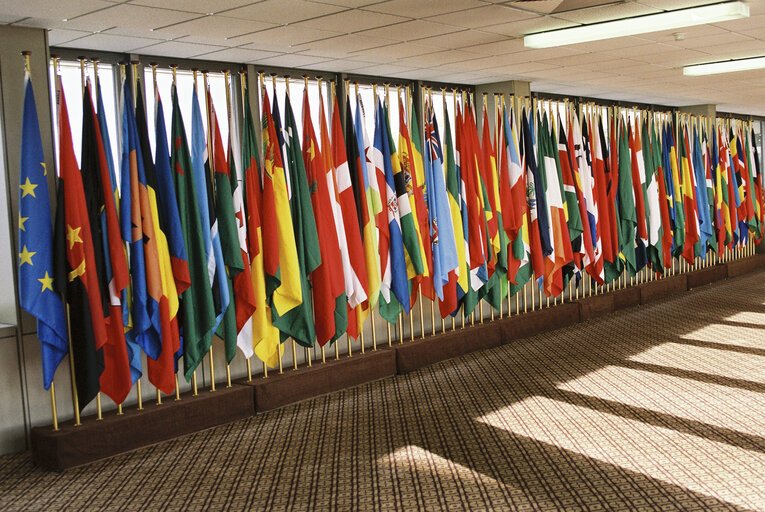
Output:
left=423, top=98, right=459, bottom=309
left=441, top=103, right=466, bottom=317
left=18, top=72, right=68, bottom=391
left=242, top=86, right=281, bottom=367
left=650, top=119, right=673, bottom=269
left=53, top=76, right=107, bottom=410
left=278, top=91, right=320, bottom=347
left=303, top=88, right=346, bottom=346
left=377, top=98, right=408, bottom=323
left=573, top=111, right=603, bottom=283
left=208, top=90, right=246, bottom=363
left=640, top=117, right=663, bottom=271
left=555, top=115, right=584, bottom=286
left=406, top=98, right=434, bottom=301
left=592, top=114, right=617, bottom=281
left=345, top=95, right=371, bottom=337
left=617, top=115, right=638, bottom=276
left=502, top=105, right=533, bottom=294
left=354, top=93, right=382, bottom=312
left=226, top=85, right=258, bottom=361
left=680, top=123, right=700, bottom=263
left=81, top=83, right=131, bottom=404
left=330, top=95, right=368, bottom=320
left=628, top=118, right=649, bottom=271
left=191, top=86, right=230, bottom=335
left=396, top=96, right=429, bottom=305
left=133, top=80, right=183, bottom=395
left=170, top=83, right=215, bottom=380
left=520, top=108, right=549, bottom=288
left=692, top=125, right=714, bottom=256
left=665, top=122, right=686, bottom=257
left=538, top=112, right=573, bottom=296
left=153, top=89, right=190, bottom=377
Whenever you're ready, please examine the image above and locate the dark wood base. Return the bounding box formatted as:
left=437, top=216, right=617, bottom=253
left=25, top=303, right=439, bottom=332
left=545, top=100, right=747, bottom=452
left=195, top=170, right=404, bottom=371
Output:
left=500, top=302, right=580, bottom=342
left=240, top=348, right=397, bottom=412
left=578, top=294, right=614, bottom=320
left=613, top=286, right=641, bottom=310
left=395, top=322, right=501, bottom=374
left=640, top=274, right=687, bottom=304
left=686, top=265, right=728, bottom=289
left=31, top=384, right=255, bottom=471
left=727, top=253, right=765, bottom=277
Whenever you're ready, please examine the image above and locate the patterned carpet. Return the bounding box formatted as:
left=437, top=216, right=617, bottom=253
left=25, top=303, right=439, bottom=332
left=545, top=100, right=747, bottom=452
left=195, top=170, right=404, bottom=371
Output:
left=2, top=271, right=765, bottom=511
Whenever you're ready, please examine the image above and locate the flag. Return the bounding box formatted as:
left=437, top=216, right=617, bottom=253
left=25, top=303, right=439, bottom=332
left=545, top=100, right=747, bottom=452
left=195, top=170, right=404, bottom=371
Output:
left=692, top=125, right=713, bottom=255
left=377, top=98, right=408, bottom=323
left=641, top=117, right=664, bottom=271
left=330, top=95, right=368, bottom=327
left=680, top=122, right=700, bottom=263
left=423, top=98, right=459, bottom=310
left=153, top=89, right=191, bottom=349
left=650, top=118, right=673, bottom=268
left=555, top=115, right=583, bottom=286
left=502, top=105, right=533, bottom=293
left=354, top=94, right=382, bottom=311
left=628, top=118, right=649, bottom=270
left=303, top=88, right=346, bottom=346
left=538, top=112, right=573, bottom=296
left=226, top=84, right=257, bottom=361
left=53, top=76, right=107, bottom=409
left=573, top=111, right=603, bottom=283
left=134, top=80, right=182, bottom=395
left=441, top=103, right=466, bottom=317
left=276, top=91, right=319, bottom=347
left=520, top=108, right=549, bottom=289
left=170, top=84, right=215, bottom=380
left=18, top=72, right=68, bottom=390
left=345, top=96, right=371, bottom=337
left=666, top=122, right=686, bottom=257
left=81, top=83, right=131, bottom=404
left=617, top=115, right=638, bottom=275
left=242, top=86, right=281, bottom=367
left=592, top=114, right=616, bottom=281
left=396, top=97, right=428, bottom=306
left=406, top=98, right=434, bottom=301
left=208, top=90, right=246, bottom=363
left=191, top=87, right=230, bottom=338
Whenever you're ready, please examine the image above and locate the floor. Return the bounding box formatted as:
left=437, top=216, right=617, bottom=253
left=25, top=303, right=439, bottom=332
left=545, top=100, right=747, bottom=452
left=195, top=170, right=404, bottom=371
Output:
left=1, top=272, right=765, bottom=511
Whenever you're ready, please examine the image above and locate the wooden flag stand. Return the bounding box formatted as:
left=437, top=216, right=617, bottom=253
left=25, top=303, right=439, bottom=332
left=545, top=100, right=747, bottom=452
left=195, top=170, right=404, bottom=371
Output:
left=31, top=384, right=254, bottom=471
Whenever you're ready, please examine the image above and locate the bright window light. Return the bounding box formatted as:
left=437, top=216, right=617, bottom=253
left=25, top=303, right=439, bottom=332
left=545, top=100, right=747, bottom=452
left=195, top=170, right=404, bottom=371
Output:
left=524, top=1, right=749, bottom=49
left=684, top=55, right=765, bottom=76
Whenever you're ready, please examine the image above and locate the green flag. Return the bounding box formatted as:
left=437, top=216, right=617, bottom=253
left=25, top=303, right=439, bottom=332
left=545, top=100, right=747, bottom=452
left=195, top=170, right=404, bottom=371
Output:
left=170, top=85, right=215, bottom=380
left=617, top=118, right=637, bottom=275
left=278, top=93, right=320, bottom=347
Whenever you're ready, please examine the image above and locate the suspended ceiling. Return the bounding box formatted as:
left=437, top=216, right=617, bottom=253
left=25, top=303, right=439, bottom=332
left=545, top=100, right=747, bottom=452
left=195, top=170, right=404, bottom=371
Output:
left=3, top=0, right=765, bottom=115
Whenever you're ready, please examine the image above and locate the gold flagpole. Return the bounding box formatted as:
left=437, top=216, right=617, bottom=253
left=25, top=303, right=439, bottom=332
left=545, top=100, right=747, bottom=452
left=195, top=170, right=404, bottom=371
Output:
left=29, top=51, right=60, bottom=430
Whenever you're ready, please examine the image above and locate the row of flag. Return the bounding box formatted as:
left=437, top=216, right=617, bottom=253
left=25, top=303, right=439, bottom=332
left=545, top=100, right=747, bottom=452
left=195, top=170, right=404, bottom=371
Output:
left=18, top=68, right=764, bottom=411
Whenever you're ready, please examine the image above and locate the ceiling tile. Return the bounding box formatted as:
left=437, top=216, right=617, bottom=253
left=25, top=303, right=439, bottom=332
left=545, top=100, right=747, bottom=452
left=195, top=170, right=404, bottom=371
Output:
left=218, top=0, right=346, bottom=24
left=694, top=39, right=765, bottom=60
left=57, top=32, right=162, bottom=53
left=294, top=33, right=398, bottom=57
left=366, top=0, right=485, bottom=19
left=305, top=0, right=384, bottom=7
left=481, top=15, right=575, bottom=38
left=299, top=58, right=374, bottom=72
left=55, top=4, right=200, bottom=33
left=293, top=8, right=407, bottom=32
left=161, top=15, right=276, bottom=43
left=128, top=0, right=253, bottom=15
left=412, top=29, right=510, bottom=50
left=505, top=1, right=565, bottom=15
left=190, top=46, right=282, bottom=64
left=463, top=38, right=526, bottom=55
left=354, top=19, right=457, bottom=41
left=675, top=31, right=756, bottom=49
left=134, top=40, right=228, bottom=58
left=252, top=53, right=334, bottom=68
left=636, top=23, right=729, bottom=43
left=350, top=62, right=419, bottom=76
left=712, top=13, right=765, bottom=33
left=350, top=41, right=434, bottom=60
left=236, top=25, right=343, bottom=50
left=398, top=49, right=483, bottom=67
left=47, top=28, right=92, bottom=45
left=563, top=35, right=656, bottom=53
left=551, top=3, right=660, bottom=23
left=1, top=0, right=111, bottom=20
left=425, top=4, right=538, bottom=29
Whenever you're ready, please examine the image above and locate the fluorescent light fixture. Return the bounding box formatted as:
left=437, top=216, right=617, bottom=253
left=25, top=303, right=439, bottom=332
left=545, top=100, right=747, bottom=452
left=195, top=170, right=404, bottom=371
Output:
left=684, top=55, right=765, bottom=76
left=524, top=1, right=749, bottom=49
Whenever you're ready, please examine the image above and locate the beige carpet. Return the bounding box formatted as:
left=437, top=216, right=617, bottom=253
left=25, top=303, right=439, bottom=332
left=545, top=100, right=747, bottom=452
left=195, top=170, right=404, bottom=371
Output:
left=2, top=272, right=765, bottom=511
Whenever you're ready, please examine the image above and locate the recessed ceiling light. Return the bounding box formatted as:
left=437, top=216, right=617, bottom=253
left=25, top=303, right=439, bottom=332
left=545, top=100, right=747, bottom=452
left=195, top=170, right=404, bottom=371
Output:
left=524, top=1, right=749, bottom=48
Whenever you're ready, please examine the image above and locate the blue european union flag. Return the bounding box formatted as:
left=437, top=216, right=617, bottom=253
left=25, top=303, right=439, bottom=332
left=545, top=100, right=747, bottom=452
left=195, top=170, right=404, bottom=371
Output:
left=18, top=74, right=68, bottom=389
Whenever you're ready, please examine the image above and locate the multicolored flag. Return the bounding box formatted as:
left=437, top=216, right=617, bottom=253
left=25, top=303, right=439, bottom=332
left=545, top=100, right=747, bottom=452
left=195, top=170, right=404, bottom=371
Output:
left=303, top=88, right=346, bottom=346
left=54, top=76, right=107, bottom=409
left=81, top=83, right=131, bottom=404
left=170, top=83, right=215, bottom=380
